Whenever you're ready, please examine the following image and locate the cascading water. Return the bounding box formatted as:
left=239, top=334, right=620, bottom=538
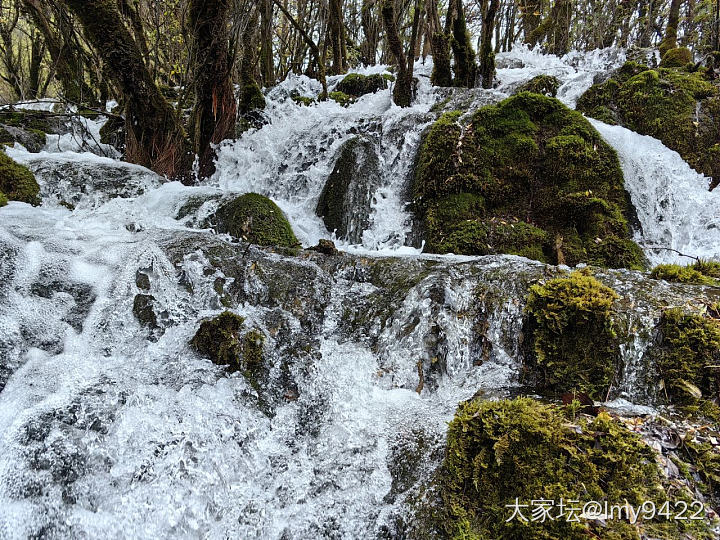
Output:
left=0, top=47, right=719, bottom=538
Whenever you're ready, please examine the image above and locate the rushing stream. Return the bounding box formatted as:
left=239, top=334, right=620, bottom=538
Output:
left=0, top=47, right=719, bottom=538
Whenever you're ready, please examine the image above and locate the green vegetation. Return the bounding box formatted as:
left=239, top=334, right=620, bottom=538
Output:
left=655, top=307, right=720, bottom=409
left=329, top=91, right=355, bottom=107
left=0, top=151, right=40, bottom=206
left=650, top=260, right=720, bottom=286
left=436, top=397, right=701, bottom=539
left=239, top=82, right=266, bottom=113
left=414, top=93, right=645, bottom=269
left=577, top=62, right=720, bottom=185
left=213, top=193, right=299, bottom=248
left=524, top=270, right=620, bottom=399
left=190, top=311, right=268, bottom=390
left=0, top=192, right=7, bottom=207
left=660, top=47, right=693, bottom=68
left=291, top=95, right=315, bottom=106
left=515, top=75, right=561, bottom=97
left=335, top=73, right=388, bottom=96
left=191, top=311, right=246, bottom=366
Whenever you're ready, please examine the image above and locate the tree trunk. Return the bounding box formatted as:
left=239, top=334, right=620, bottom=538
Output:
left=260, top=0, right=275, bottom=85
left=328, top=0, right=347, bottom=74
left=28, top=32, right=44, bottom=99
left=659, top=0, right=682, bottom=57
left=551, top=0, right=573, bottom=55
left=429, top=0, right=452, bottom=86
left=479, top=0, right=500, bottom=89
left=381, top=0, right=413, bottom=106
left=451, top=0, right=476, bottom=87
left=61, top=0, right=190, bottom=179
left=518, top=0, right=542, bottom=46
left=188, top=0, right=237, bottom=179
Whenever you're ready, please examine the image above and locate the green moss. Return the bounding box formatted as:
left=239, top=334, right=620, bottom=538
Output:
left=681, top=438, right=720, bottom=503
left=335, top=73, right=388, bottom=96
left=414, top=93, right=644, bottom=269
left=190, top=311, right=246, bottom=367
left=291, top=95, right=315, bottom=106
left=578, top=63, right=720, bottom=184
left=654, top=307, right=720, bottom=408
left=382, top=73, right=396, bottom=83
left=436, top=397, right=697, bottom=539
left=0, top=191, right=7, bottom=207
left=243, top=329, right=266, bottom=368
left=650, top=262, right=720, bottom=286
left=329, top=91, right=355, bottom=107
left=240, top=82, right=266, bottom=113
left=0, top=152, right=40, bottom=206
left=515, top=75, right=561, bottom=97
left=660, top=47, right=693, bottom=68
left=524, top=270, right=620, bottom=399
left=213, top=193, right=299, bottom=248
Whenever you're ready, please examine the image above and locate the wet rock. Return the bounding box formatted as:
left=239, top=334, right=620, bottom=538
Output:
left=316, top=136, right=381, bottom=243
left=211, top=193, right=299, bottom=248
left=309, top=239, right=339, bottom=256
left=0, top=151, right=40, bottom=205
left=132, top=294, right=158, bottom=330
left=22, top=156, right=161, bottom=209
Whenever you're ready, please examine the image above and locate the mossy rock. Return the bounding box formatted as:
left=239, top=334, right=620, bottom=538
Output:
left=524, top=270, right=620, bottom=399
left=0, top=191, right=7, bottom=207
left=329, top=91, right=355, bottom=107
left=190, top=311, right=267, bottom=389
left=335, top=73, right=388, bottom=97
left=0, top=152, right=40, bottom=206
left=316, top=136, right=381, bottom=243
left=191, top=311, right=246, bottom=366
left=515, top=75, right=561, bottom=97
left=660, top=47, right=693, bottom=68
left=577, top=62, right=720, bottom=187
left=433, top=397, right=703, bottom=539
left=212, top=193, right=299, bottom=248
left=650, top=261, right=720, bottom=286
left=654, top=306, right=720, bottom=409
left=413, top=93, right=645, bottom=269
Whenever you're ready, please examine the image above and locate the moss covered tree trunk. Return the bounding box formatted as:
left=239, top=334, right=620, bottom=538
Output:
left=188, top=0, right=236, bottom=179
left=659, top=0, right=683, bottom=57
left=479, top=0, right=500, bottom=88
left=429, top=0, right=452, bottom=86
left=61, top=0, right=190, bottom=179
left=518, top=0, right=542, bottom=46
left=451, top=0, right=477, bottom=87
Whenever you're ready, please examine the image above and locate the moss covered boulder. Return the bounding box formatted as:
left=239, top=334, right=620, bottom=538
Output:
left=335, top=73, right=388, bottom=97
left=190, top=311, right=265, bottom=371
left=0, top=109, right=57, bottom=152
left=413, top=93, right=645, bottom=268
left=0, top=152, right=40, bottom=206
left=0, top=192, right=7, bottom=207
left=212, top=193, right=299, bottom=248
left=524, top=270, right=620, bottom=399
left=433, top=397, right=703, bottom=539
left=577, top=62, right=720, bottom=187
left=316, top=136, right=381, bottom=243
left=653, top=306, right=720, bottom=410
left=514, top=75, right=561, bottom=97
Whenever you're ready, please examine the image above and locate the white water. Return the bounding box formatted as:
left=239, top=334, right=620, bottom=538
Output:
left=0, top=47, right=719, bottom=538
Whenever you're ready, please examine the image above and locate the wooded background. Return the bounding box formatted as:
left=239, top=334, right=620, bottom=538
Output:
left=0, top=0, right=718, bottom=178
